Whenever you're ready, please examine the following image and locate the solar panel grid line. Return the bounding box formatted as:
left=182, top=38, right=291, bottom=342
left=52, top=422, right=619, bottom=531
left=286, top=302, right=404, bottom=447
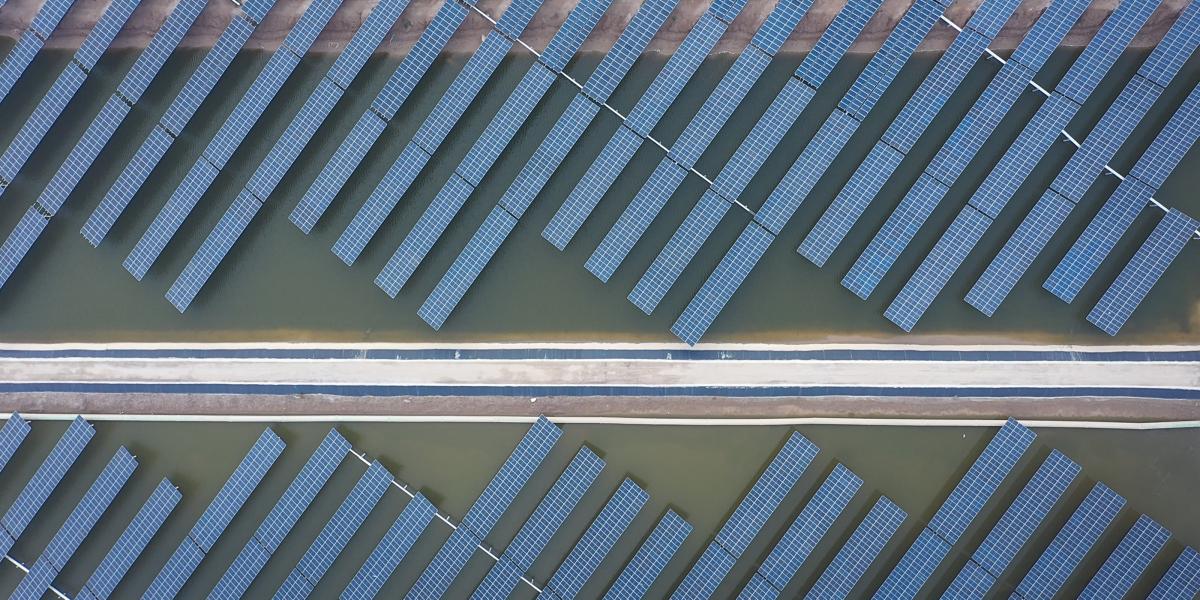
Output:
left=798, top=0, right=881, bottom=89
left=1087, top=209, right=1200, bottom=335
left=165, top=190, right=263, bottom=312
left=928, top=419, right=1035, bottom=543
left=240, top=0, right=277, bottom=25
left=245, top=78, right=345, bottom=200
left=325, top=0, right=411, bottom=90
left=601, top=510, right=692, bottom=600
left=715, top=431, right=820, bottom=557
left=0, top=414, right=30, bottom=475
left=544, top=479, right=649, bottom=599
left=405, top=525, right=484, bottom=600
left=0, top=207, right=50, bottom=289
left=198, top=48, right=305, bottom=170
left=799, top=142, right=905, bottom=267
left=288, top=0, right=469, bottom=233
left=804, top=496, right=907, bottom=600
left=27, top=0, right=74, bottom=41
left=117, top=0, right=206, bottom=103
left=736, top=574, right=781, bottom=600
left=0, top=416, right=94, bottom=549
left=501, top=98, right=602, bottom=218
left=1148, top=546, right=1200, bottom=600
left=670, top=222, right=773, bottom=345
left=81, top=478, right=181, bottom=600
left=210, top=535, right=273, bottom=600
left=884, top=205, right=992, bottom=332
left=122, top=157, right=222, bottom=281
left=471, top=446, right=604, bottom=600
left=939, top=559, right=995, bottom=598
left=0, top=32, right=49, bottom=107
left=1013, top=483, right=1125, bottom=600
left=629, top=190, right=732, bottom=314
left=1055, top=0, right=1163, bottom=106
left=543, top=125, right=647, bottom=250
left=10, top=447, right=137, bottom=600
left=670, top=542, right=737, bottom=600
left=185, top=428, right=285, bottom=554
left=579, top=0, right=678, bottom=104
left=0, top=65, right=88, bottom=191
left=81, top=12, right=260, bottom=246
left=870, top=528, right=952, bottom=600
left=538, top=0, right=611, bottom=70
left=340, top=493, right=437, bottom=600
left=1079, top=514, right=1170, bottom=600
left=748, top=0, right=814, bottom=56
left=757, top=464, right=862, bottom=591
left=275, top=460, right=393, bottom=600
left=142, top=537, right=205, bottom=600
left=585, top=158, right=689, bottom=282
left=73, top=0, right=141, bottom=70
left=461, top=416, right=561, bottom=536
left=1138, top=0, right=1200, bottom=89
left=842, top=0, right=944, bottom=121
left=418, top=205, right=517, bottom=330
left=1128, top=83, right=1200, bottom=190
left=36, top=95, right=130, bottom=216
left=1007, top=0, right=1091, bottom=73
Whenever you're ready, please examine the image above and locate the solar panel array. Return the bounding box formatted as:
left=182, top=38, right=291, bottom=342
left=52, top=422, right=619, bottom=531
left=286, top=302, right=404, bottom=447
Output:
left=418, top=0, right=678, bottom=329
left=1014, top=483, right=1125, bottom=600
left=376, top=0, right=612, bottom=296
left=123, top=0, right=344, bottom=282
left=165, top=0, right=410, bottom=311
left=144, top=428, right=285, bottom=598
left=1149, top=547, right=1200, bottom=599
left=342, top=493, right=437, bottom=600
left=544, top=478, right=649, bottom=599
left=0, top=413, right=30, bottom=474
left=0, top=0, right=72, bottom=104
left=602, top=510, right=692, bottom=599
left=473, top=446, right=603, bottom=600
left=78, top=478, right=181, bottom=600
left=884, top=0, right=1162, bottom=331
left=11, top=447, right=137, bottom=600
left=805, top=496, right=906, bottom=599
left=1081, top=514, right=1170, bottom=599
left=333, top=0, right=544, bottom=266
left=0, top=416, right=94, bottom=556
left=289, top=0, right=472, bottom=233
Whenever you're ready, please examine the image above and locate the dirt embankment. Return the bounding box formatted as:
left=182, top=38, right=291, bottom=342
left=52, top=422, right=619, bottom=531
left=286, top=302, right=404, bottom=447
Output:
left=0, top=0, right=1188, bottom=57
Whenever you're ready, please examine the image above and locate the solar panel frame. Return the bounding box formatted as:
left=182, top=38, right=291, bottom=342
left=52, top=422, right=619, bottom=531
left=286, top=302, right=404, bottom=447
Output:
left=602, top=510, right=692, bottom=600
left=794, top=0, right=879, bottom=88
left=715, top=431, right=820, bottom=557
left=1008, top=0, right=1092, bottom=73
left=585, top=159, right=688, bottom=282
left=405, top=525, right=483, bottom=600
left=0, top=33, right=47, bottom=105
left=80, top=478, right=181, bottom=600
left=498, top=96, right=601, bottom=218
left=160, top=14, right=259, bottom=136
left=1129, top=83, right=1200, bottom=189
left=27, top=0, right=74, bottom=40
left=0, top=416, right=94, bottom=547
left=118, top=0, right=207, bottom=103
left=0, top=208, right=50, bottom=289
left=73, top=0, right=140, bottom=70
left=838, top=0, right=944, bottom=121
left=625, top=12, right=729, bottom=137
left=341, top=494, right=437, bottom=600
left=870, top=528, right=952, bottom=600
left=928, top=419, right=1035, bottom=543
left=0, top=66, right=88, bottom=187
left=279, top=0, right=343, bottom=57
left=376, top=173, right=474, bottom=296
left=545, top=479, right=649, bottom=599
left=1148, top=547, right=1200, bottom=600
left=38, top=96, right=130, bottom=216
left=123, top=157, right=222, bottom=281
left=493, top=0, right=544, bottom=39
left=670, top=542, right=737, bottom=600
left=1014, top=484, right=1125, bottom=600
left=804, top=496, right=907, bottom=600
left=246, top=78, right=344, bottom=200
left=736, top=574, right=780, bottom=600
left=1080, top=515, right=1170, bottom=600
left=748, top=0, right=814, bottom=55
left=543, top=125, right=646, bottom=250
left=0, top=414, right=30, bottom=475
left=454, top=64, right=559, bottom=188
left=670, top=222, right=773, bottom=345
left=538, top=0, right=612, bottom=70
left=799, top=142, right=905, bottom=267
left=144, top=537, right=206, bottom=599
left=325, top=0, right=411, bottom=90
left=939, top=559, right=995, bottom=598
left=240, top=0, right=279, bottom=25
left=419, top=205, right=517, bottom=331
left=331, top=142, right=432, bottom=265
left=82, top=125, right=176, bottom=246
left=188, top=429, right=285, bottom=553
left=629, top=190, right=732, bottom=315
left=1137, top=0, right=1200, bottom=89
left=1055, top=0, right=1162, bottom=107
left=461, top=416, right=561, bottom=537
left=758, top=464, right=862, bottom=591
left=167, top=191, right=264, bottom=312
left=581, top=0, right=678, bottom=103
left=289, top=112, right=387, bottom=234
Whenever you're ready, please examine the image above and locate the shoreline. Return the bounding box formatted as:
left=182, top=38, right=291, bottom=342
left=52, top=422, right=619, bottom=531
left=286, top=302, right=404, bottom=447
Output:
left=1, top=0, right=1187, bottom=56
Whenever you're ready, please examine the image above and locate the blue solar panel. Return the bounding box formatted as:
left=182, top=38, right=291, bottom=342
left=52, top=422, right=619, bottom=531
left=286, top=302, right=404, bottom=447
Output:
left=1130, top=88, right=1200, bottom=189
left=1149, top=547, right=1200, bottom=600
left=628, top=12, right=729, bottom=137
left=671, top=543, right=737, bottom=600
left=166, top=191, right=263, bottom=312
left=123, top=158, right=222, bottom=281
left=38, top=95, right=129, bottom=216
left=539, top=0, right=613, bottom=70
left=289, top=0, right=468, bottom=233
left=1088, top=209, right=1200, bottom=335
left=240, top=0, right=279, bottom=24
left=717, top=432, right=819, bottom=556
left=807, top=496, right=906, bottom=600
left=736, top=575, right=779, bottom=600
left=545, top=479, right=649, bottom=599
left=799, top=143, right=904, bottom=267
left=0, top=33, right=46, bottom=106
left=884, top=31, right=988, bottom=155
left=504, top=99, right=602, bottom=217
left=629, top=190, right=731, bottom=314
left=75, top=0, right=140, bottom=69
left=669, top=44, right=775, bottom=169
left=842, top=174, right=950, bottom=300
left=758, top=464, right=862, bottom=591
left=279, top=0, right=342, bottom=56
left=276, top=460, right=393, bottom=599
left=884, top=205, right=992, bottom=332
left=963, top=0, right=1021, bottom=39
left=326, top=0, right=409, bottom=90
left=1080, top=515, right=1170, bottom=599
left=376, top=173, right=473, bottom=296
left=406, top=526, right=483, bottom=600
left=202, top=48, right=304, bottom=169
left=82, top=13, right=258, bottom=246
left=342, top=494, right=436, bottom=600
left=929, top=419, right=1034, bottom=543
left=543, top=126, right=646, bottom=251
left=0, top=414, right=30, bottom=475
left=939, top=559, right=995, bottom=598
left=246, top=79, right=343, bottom=200
left=1138, top=0, right=1200, bottom=89
left=419, top=206, right=517, bottom=330
left=670, top=222, right=773, bottom=345
left=1057, top=0, right=1161, bottom=106
left=581, top=0, right=677, bottom=103
left=0, top=207, right=49, bottom=289
left=968, top=450, right=1078, bottom=580
left=1014, top=483, right=1125, bottom=600
left=79, top=478, right=181, bottom=600
left=27, top=0, right=73, bottom=39
left=11, top=448, right=136, bottom=600
left=585, top=159, right=688, bottom=282
left=119, top=0, right=206, bottom=102
left=871, top=528, right=951, bottom=600
left=210, top=429, right=349, bottom=599
left=461, top=416, right=561, bottom=536
left=494, top=0, right=543, bottom=38
left=793, top=0, right=879, bottom=88
left=0, top=65, right=86, bottom=190
left=1008, top=0, right=1091, bottom=73
left=0, top=416, right=94, bottom=554
left=749, top=0, right=812, bottom=55
left=472, top=446, right=604, bottom=600
left=755, top=108, right=859, bottom=235
left=965, top=189, right=1074, bottom=316
left=1043, top=176, right=1155, bottom=304
left=603, top=511, right=692, bottom=599
left=839, top=0, right=944, bottom=121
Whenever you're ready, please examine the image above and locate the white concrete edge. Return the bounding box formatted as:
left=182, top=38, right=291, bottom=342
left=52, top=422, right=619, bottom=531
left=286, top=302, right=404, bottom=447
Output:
left=9, top=413, right=1200, bottom=429
left=0, top=342, right=1197, bottom=352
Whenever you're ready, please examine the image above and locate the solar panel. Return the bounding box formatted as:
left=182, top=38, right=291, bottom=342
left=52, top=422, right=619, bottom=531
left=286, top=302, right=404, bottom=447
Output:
left=841, top=174, right=951, bottom=300
left=494, top=0, right=543, bottom=38
left=504, top=98, right=603, bottom=218
left=671, top=543, right=737, bottom=600
left=37, top=95, right=128, bottom=217
left=12, top=448, right=136, bottom=600
left=1088, top=209, right=1200, bottom=335
left=939, top=559, right=995, bottom=598
left=289, top=0, right=469, bottom=233
left=870, top=528, right=951, bottom=600
left=585, top=159, right=689, bottom=282
left=1043, top=176, right=1155, bottom=304
left=545, top=479, right=649, bottom=599
left=799, top=143, right=905, bottom=267
left=670, top=222, right=773, bottom=345
left=82, top=13, right=258, bottom=245
left=326, top=0, right=409, bottom=89
left=0, top=65, right=87, bottom=191
left=0, top=416, right=94, bottom=554
left=0, top=413, right=30, bottom=475
left=1014, top=483, right=1125, bottom=600
left=144, top=428, right=284, bottom=598
left=962, top=0, right=1021, bottom=39
left=276, top=460, right=394, bottom=599
left=581, top=0, right=677, bottom=103
left=884, top=205, right=992, bottom=332
left=757, top=464, right=862, bottom=591
left=406, top=526, right=483, bottom=600
left=1138, top=0, right=1200, bottom=89
left=930, top=419, right=1034, bottom=543
left=1129, top=84, right=1200, bottom=189
left=748, top=0, right=813, bottom=55
left=342, top=494, right=437, bottom=600
left=461, top=416, right=561, bottom=536
left=166, top=191, right=264, bottom=312
left=210, top=429, right=350, bottom=599
left=805, top=496, right=907, bottom=599
left=736, top=574, right=781, bottom=600
left=629, top=190, right=732, bottom=314
left=544, top=125, right=646, bottom=251
left=240, top=0, right=279, bottom=24
left=539, top=0, right=612, bottom=70
left=246, top=79, right=344, bottom=199
left=123, top=158, right=222, bottom=281
left=1058, top=0, right=1162, bottom=106
left=419, top=206, right=517, bottom=330
left=0, top=207, right=49, bottom=289
left=75, top=0, right=140, bottom=69
left=27, top=0, right=73, bottom=40
left=79, top=479, right=181, bottom=600
left=472, top=446, right=604, bottom=600
left=716, top=432, right=820, bottom=556
left=839, top=0, right=944, bottom=121
left=1008, top=0, right=1091, bottom=73
left=603, top=511, right=692, bottom=599
left=1148, top=547, right=1200, bottom=600
left=967, top=450, right=1078, bottom=579
left=0, top=33, right=46, bottom=106
left=118, top=0, right=205, bottom=102
left=279, top=0, right=342, bottom=57
left=1080, top=515, right=1170, bottom=599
